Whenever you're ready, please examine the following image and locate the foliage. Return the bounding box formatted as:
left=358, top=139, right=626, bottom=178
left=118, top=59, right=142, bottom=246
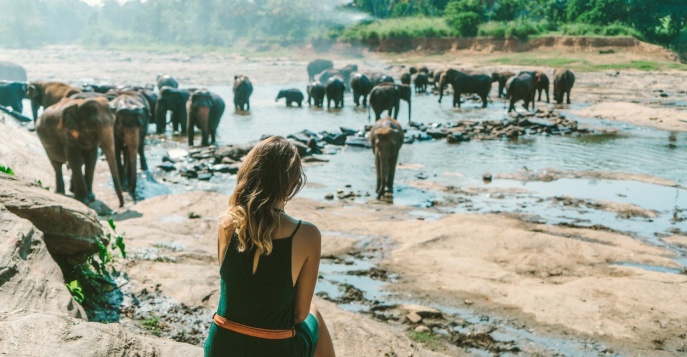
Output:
left=336, top=18, right=458, bottom=40
left=478, top=20, right=549, bottom=40
left=409, top=330, right=444, bottom=350
left=560, top=23, right=642, bottom=38
left=142, top=314, right=163, bottom=336
left=0, top=165, right=14, bottom=175
left=444, top=2, right=482, bottom=37
left=61, top=218, right=126, bottom=310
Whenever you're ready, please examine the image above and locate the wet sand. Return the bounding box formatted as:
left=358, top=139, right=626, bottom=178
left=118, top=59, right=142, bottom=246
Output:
left=1, top=45, right=687, bottom=356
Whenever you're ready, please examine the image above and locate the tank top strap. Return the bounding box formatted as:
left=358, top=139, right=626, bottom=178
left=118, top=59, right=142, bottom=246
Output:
left=288, top=220, right=302, bottom=239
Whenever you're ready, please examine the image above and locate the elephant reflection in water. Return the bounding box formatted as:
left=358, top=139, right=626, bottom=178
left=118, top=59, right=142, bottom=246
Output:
left=370, top=116, right=404, bottom=200
left=36, top=97, right=124, bottom=207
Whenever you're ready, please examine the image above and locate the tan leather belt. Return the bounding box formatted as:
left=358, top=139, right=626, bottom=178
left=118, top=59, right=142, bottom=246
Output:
left=213, top=313, right=295, bottom=340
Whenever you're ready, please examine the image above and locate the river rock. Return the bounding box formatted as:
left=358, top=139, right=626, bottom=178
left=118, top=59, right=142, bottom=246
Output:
left=215, top=145, right=250, bottom=161
left=398, top=304, right=442, bottom=319
left=166, top=148, right=189, bottom=162
left=289, top=139, right=309, bottom=157
left=406, top=312, right=422, bottom=324
left=0, top=173, right=105, bottom=256
left=345, top=136, right=371, bottom=148
left=426, top=129, right=448, bottom=139
left=323, top=133, right=347, bottom=146
left=210, top=164, right=240, bottom=174
left=287, top=132, right=311, bottom=144
left=0, top=204, right=85, bottom=318
left=157, top=162, right=176, bottom=172
left=339, top=127, right=358, bottom=135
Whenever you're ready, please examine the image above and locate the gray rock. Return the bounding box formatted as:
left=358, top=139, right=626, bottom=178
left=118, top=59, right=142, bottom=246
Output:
left=406, top=312, right=422, bottom=324
left=157, top=162, right=176, bottom=172
left=0, top=204, right=85, bottom=318
left=166, top=148, right=189, bottom=162
left=345, top=136, right=371, bottom=148
left=398, top=304, right=442, bottom=319
left=210, top=164, right=240, bottom=174
left=0, top=173, right=105, bottom=256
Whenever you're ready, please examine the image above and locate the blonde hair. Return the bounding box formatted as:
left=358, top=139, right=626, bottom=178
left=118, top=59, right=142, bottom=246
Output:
left=222, top=136, right=306, bottom=255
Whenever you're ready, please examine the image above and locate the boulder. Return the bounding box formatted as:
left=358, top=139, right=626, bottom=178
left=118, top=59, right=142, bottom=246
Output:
left=398, top=304, right=442, bottom=319
left=214, top=145, right=249, bottom=162
left=0, top=204, right=85, bottom=318
left=0, top=311, right=202, bottom=356
left=0, top=173, right=105, bottom=257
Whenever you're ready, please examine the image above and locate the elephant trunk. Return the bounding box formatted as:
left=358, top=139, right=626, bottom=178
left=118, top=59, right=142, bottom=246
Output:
left=407, top=97, right=411, bottom=123
left=101, top=126, right=125, bottom=207
left=195, top=105, right=211, bottom=146
left=124, top=126, right=140, bottom=197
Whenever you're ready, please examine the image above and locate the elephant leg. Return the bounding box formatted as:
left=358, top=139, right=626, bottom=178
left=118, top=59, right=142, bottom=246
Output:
left=246, top=100, right=250, bottom=111
left=546, top=89, right=550, bottom=103
left=566, top=90, right=571, bottom=104
left=508, top=99, right=515, bottom=113
left=298, top=101, right=302, bottom=108
left=363, top=96, right=368, bottom=108
left=201, top=128, right=210, bottom=147
left=51, top=160, right=65, bottom=194
left=84, top=146, right=98, bottom=202
left=179, top=111, right=187, bottom=135
left=67, top=151, right=87, bottom=204
left=387, top=151, right=399, bottom=195
left=115, top=134, right=126, bottom=188
left=31, top=102, right=40, bottom=123
left=375, top=153, right=383, bottom=199
left=138, top=141, right=148, bottom=171
left=126, top=143, right=138, bottom=198
left=187, top=117, right=195, bottom=146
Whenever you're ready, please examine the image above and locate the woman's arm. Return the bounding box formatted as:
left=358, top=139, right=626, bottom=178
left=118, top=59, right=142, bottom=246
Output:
left=293, top=223, right=322, bottom=323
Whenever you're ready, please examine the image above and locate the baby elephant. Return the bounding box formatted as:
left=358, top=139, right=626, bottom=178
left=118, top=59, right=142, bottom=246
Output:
left=275, top=89, right=304, bottom=107
left=187, top=89, right=225, bottom=147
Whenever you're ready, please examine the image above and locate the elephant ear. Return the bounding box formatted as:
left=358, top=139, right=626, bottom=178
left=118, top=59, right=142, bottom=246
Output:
left=27, top=83, right=40, bottom=100
left=57, top=102, right=80, bottom=131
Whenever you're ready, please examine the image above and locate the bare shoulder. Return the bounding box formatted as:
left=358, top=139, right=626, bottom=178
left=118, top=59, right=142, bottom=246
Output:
left=293, top=220, right=321, bottom=247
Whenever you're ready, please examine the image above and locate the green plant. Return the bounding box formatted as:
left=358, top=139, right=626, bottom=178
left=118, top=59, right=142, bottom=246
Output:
left=142, top=314, right=163, bottom=336
left=62, top=218, right=126, bottom=308
left=188, top=212, right=201, bottom=219
left=34, top=179, right=50, bottom=191
left=0, top=165, right=14, bottom=175
left=409, top=330, right=444, bottom=350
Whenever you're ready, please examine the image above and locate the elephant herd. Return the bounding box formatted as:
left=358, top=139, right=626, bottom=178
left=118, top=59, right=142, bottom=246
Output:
left=0, top=73, right=255, bottom=208
left=299, top=59, right=576, bottom=200
left=0, top=58, right=577, bottom=207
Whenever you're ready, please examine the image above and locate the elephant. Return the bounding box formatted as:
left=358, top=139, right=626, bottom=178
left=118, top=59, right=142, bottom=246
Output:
left=233, top=75, right=253, bottom=111
left=491, top=71, right=515, bottom=98
left=409, top=65, right=429, bottom=75
left=432, top=70, right=444, bottom=90
left=0, top=61, right=27, bottom=81
left=325, top=77, right=345, bottom=109
left=28, top=81, right=83, bottom=123
left=370, top=116, right=404, bottom=199
left=535, top=71, right=550, bottom=103
left=156, top=74, right=178, bottom=91
left=156, top=86, right=193, bottom=134
left=414, top=73, right=429, bottom=93
left=505, top=71, right=537, bottom=113
left=0, top=81, right=27, bottom=112
left=350, top=73, right=373, bottom=108
left=307, top=82, right=325, bottom=107
left=553, top=68, right=575, bottom=104
left=82, top=83, right=117, bottom=94
left=307, top=59, right=334, bottom=82
left=370, top=73, right=394, bottom=86
left=187, top=89, right=225, bottom=147
left=318, top=66, right=356, bottom=89
left=35, top=97, right=124, bottom=207
left=276, top=88, right=304, bottom=107
left=438, top=69, right=491, bottom=108
left=369, top=83, right=412, bottom=123
left=110, top=92, right=150, bottom=200
left=340, top=64, right=358, bottom=90
left=401, top=72, right=411, bottom=85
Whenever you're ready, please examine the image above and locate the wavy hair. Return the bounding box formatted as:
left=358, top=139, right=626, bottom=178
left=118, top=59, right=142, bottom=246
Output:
left=222, top=136, right=306, bottom=255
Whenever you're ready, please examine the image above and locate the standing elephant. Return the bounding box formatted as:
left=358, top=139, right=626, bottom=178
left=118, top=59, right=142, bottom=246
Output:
left=409, top=65, right=429, bottom=75
left=110, top=92, right=150, bottom=200
left=0, top=61, right=27, bottom=81
left=35, top=97, right=124, bottom=207
left=535, top=70, right=550, bottom=103
left=369, top=83, right=412, bottom=122
left=370, top=73, right=394, bottom=86
left=307, top=59, right=334, bottom=82
left=432, top=70, right=444, bottom=90
left=505, top=71, right=537, bottom=113
left=350, top=73, right=373, bottom=108
left=400, top=72, right=411, bottom=85
left=307, top=82, right=325, bottom=108
left=438, top=69, right=491, bottom=108
left=28, top=81, right=82, bottom=123
left=414, top=73, right=429, bottom=93
left=491, top=71, right=515, bottom=98
left=156, top=74, right=179, bottom=91
left=82, top=83, right=117, bottom=94
left=370, top=116, right=404, bottom=199
left=156, top=86, right=193, bottom=134
left=233, top=75, right=253, bottom=111
left=276, top=89, right=304, bottom=107
left=187, top=89, right=225, bottom=147
left=553, top=68, right=575, bottom=104
left=325, top=78, right=345, bottom=109
left=0, top=81, right=27, bottom=112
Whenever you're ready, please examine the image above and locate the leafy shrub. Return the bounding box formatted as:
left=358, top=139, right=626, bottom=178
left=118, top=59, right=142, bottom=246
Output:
left=561, top=23, right=642, bottom=38
left=478, top=20, right=547, bottom=40
left=444, top=3, right=482, bottom=37
left=337, top=18, right=457, bottom=40
left=0, top=165, right=14, bottom=175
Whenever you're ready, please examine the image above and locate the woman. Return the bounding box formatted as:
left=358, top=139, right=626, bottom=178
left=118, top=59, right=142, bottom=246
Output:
left=205, top=136, right=336, bottom=357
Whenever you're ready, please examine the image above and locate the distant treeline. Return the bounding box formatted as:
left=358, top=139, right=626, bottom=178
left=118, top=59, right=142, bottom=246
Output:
left=0, top=0, right=685, bottom=52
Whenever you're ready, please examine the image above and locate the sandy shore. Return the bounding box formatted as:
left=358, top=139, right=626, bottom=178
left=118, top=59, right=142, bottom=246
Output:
left=1, top=45, right=686, bottom=356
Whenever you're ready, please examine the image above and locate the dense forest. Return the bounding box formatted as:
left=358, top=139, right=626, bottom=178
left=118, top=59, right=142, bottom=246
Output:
left=0, top=0, right=685, bottom=53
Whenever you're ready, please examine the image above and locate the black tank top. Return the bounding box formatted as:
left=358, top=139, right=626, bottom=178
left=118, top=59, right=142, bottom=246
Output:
left=206, top=221, right=302, bottom=356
